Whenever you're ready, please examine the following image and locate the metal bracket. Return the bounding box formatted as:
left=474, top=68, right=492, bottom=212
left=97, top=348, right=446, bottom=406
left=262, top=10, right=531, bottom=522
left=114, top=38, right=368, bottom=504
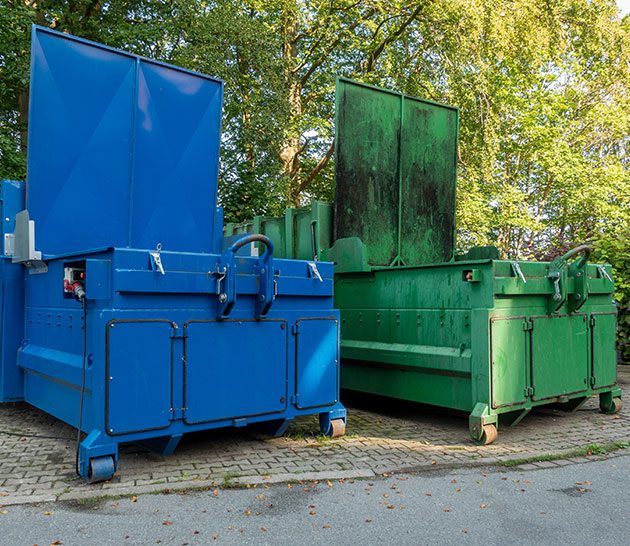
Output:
left=4, top=233, right=14, bottom=256
left=149, top=243, right=165, bottom=275
left=597, top=265, right=613, bottom=282
left=11, top=210, right=47, bottom=274
left=511, top=261, right=527, bottom=283
left=307, top=261, right=323, bottom=282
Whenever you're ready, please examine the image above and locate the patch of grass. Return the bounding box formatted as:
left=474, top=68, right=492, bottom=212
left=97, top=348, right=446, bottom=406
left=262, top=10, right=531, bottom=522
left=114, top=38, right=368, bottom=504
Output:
left=221, top=471, right=241, bottom=488
left=499, top=441, right=630, bottom=468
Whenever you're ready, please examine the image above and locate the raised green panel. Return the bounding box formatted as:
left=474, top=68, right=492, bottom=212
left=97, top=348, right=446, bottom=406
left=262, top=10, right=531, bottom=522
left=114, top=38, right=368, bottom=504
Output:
left=490, top=318, right=527, bottom=408
left=334, top=80, right=400, bottom=265
left=531, top=315, right=589, bottom=400
left=591, top=313, right=617, bottom=388
left=400, top=100, right=457, bottom=264
left=334, top=78, right=458, bottom=267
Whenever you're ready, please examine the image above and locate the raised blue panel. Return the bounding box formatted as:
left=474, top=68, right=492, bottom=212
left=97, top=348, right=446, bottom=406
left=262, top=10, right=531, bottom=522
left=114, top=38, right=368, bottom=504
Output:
left=295, top=318, right=338, bottom=409
left=184, top=320, right=287, bottom=424
left=130, top=61, right=222, bottom=252
left=106, top=320, right=173, bottom=435
left=27, top=26, right=223, bottom=256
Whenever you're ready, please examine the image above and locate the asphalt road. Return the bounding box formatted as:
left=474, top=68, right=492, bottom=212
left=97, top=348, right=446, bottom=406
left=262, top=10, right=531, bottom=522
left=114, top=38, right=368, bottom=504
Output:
left=2, top=453, right=630, bottom=545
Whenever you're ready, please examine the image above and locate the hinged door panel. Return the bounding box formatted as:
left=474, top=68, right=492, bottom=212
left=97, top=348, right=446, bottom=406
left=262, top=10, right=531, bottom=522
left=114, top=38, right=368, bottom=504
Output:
left=295, top=318, right=339, bottom=409
left=531, top=315, right=588, bottom=400
left=106, top=320, right=173, bottom=435
left=490, top=318, right=527, bottom=408
left=184, top=320, right=287, bottom=424
left=591, top=313, right=617, bottom=389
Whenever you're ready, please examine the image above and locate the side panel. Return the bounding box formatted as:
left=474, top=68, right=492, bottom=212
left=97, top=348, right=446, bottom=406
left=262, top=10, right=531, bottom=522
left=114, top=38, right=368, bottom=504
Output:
left=490, top=318, right=527, bottom=408
left=106, top=320, right=173, bottom=435
left=184, top=320, right=287, bottom=424
left=531, top=315, right=589, bottom=400
left=591, top=313, right=617, bottom=389
left=295, top=318, right=339, bottom=409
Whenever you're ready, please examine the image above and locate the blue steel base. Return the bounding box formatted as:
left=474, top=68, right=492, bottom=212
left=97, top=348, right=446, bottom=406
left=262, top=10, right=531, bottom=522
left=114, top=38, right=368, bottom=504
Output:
left=77, top=405, right=347, bottom=482
left=17, top=248, right=345, bottom=483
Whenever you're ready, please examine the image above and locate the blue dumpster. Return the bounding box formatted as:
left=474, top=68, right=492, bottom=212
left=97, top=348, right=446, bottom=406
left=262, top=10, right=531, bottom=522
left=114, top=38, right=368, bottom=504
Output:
left=0, top=26, right=345, bottom=483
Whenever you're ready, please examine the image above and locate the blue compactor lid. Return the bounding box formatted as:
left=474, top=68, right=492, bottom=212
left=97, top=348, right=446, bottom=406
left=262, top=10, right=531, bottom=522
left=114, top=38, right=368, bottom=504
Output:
left=26, top=26, right=224, bottom=256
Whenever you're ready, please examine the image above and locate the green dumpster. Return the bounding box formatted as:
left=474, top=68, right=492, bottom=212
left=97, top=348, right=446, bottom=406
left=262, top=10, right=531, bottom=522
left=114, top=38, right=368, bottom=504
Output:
left=227, top=78, right=621, bottom=444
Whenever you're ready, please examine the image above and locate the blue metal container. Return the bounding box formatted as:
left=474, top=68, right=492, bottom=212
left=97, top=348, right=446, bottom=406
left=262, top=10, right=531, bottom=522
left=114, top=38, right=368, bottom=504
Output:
left=0, top=27, right=345, bottom=483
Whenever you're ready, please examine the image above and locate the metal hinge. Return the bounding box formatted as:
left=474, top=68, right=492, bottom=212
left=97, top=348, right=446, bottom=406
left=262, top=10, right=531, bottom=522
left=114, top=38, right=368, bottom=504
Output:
left=292, top=324, right=299, bottom=335
left=290, top=394, right=299, bottom=405
left=523, top=318, right=534, bottom=331
left=590, top=376, right=597, bottom=387
left=589, top=316, right=596, bottom=327
left=524, top=386, right=534, bottom=397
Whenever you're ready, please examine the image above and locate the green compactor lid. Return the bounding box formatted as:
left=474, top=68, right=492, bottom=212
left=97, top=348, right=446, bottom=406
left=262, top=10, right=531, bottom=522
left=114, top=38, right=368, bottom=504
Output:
left=333, top=78, right=458, bottom=267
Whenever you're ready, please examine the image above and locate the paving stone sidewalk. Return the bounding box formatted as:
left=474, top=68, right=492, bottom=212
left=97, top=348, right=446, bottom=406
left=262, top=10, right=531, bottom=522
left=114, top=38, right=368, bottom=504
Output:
left=1, top=369, right=629, bottom=506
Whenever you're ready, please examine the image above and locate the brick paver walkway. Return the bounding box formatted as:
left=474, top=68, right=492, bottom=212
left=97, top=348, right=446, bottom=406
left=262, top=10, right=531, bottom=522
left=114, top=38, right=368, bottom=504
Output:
left=1, top=369, right=629, bottom=505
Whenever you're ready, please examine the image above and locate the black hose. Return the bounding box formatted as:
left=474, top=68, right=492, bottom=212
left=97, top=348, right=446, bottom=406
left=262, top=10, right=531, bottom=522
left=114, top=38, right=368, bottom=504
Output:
left=75, top=297, right=87, bottom=477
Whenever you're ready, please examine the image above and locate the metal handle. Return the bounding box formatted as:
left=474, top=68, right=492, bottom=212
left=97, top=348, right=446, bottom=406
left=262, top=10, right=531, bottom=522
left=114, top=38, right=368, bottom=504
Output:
left=558, top=244, right=591, bottom=269
left=228, top=234, right=274, bottom=260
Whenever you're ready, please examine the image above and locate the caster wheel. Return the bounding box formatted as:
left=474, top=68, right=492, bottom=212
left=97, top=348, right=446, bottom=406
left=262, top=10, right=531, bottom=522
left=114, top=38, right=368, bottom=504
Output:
left=474, top=424, right=498, bottom=446
left=330, top=419, right=346, bottom=438
left=87, top=456, right=115, bottom=484
left=601, top=397, right=622, bottom=415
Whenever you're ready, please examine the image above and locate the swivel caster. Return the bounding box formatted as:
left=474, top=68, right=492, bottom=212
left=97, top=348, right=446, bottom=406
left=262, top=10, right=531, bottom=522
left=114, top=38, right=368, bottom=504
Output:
left=600, top=396, right=622, bottom=415
left=473, top=424, right=498, bottom=446
left=329, top=418, right=346, bottom=438
left=87, top=456, right=116, bottom=484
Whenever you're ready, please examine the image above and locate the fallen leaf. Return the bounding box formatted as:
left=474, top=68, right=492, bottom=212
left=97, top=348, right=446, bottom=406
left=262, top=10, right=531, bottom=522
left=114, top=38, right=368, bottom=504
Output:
left=451, top=479, right=457, bottom=484
left=244, top=510, right=252, bottom=516
left=387, top=505, right=395, bottom=510
left=131, top=496, right=138, bottom=503
left=43, top=511, right=53, bottom=516
left=501, top=477, right=507, bottom=481
left=0, top=509, right=9, bottom=515
left=213, top=490, right=219, bottom=497
left=308, top=505, right=316, bottom=509
left=443, top=507, right=451, bottom=512
left=256, top=494, right=265, bottom=500
left=193, top=531, right=200, bottom=535
left=261, top=527, right=267, bottom=532
left=431, top=461, right=437, bottom=465
left=51, top=542, right=63, bottom=545
left=365, top=519, right=372, bottom=523
left=326, top=480, right=333, bottom=488
left=480, top=503, right=488, bottom=509
left=212, top=534, right=219, bottom=540
left=455, top=488, right=461, bottom=493
left=162, top=521, right=173, bottom=526
left=309, top=511, right=316, bottom=516
left=287, top=484, right=293, bottom=489
left=0, top=493, right=8, bottom=497
left=584, top=481, right=591, bottom=485
left=383, top=493, right=389, bottom=498
left=462, top=529, right=469, bottom=534
left=323, top=524, right=331, bottom=529
left=425, top=493, right=432, bottom=497
left=163, top=488, right=172, bottom=494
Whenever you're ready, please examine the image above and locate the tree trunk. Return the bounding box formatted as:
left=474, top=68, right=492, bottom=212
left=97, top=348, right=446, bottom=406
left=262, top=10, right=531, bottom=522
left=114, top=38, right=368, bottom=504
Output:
left=280, top=2, right=303, bottom=206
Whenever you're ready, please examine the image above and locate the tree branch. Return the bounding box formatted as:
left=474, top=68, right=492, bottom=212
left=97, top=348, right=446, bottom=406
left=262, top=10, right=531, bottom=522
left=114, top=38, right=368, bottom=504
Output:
left=296, top=142, right=334, bottom=195
left=363, top=5, right=424, bottom=73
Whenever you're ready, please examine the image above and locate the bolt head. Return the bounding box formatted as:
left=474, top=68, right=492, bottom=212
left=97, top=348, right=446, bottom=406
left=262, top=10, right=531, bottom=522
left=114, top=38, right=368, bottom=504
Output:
left=219, top=293, right=227, bottom=303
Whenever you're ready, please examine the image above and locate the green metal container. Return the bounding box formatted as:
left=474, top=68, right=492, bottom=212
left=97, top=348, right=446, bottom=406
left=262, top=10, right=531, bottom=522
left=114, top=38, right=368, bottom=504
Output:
left=226, top=78, right=621, bottom=444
